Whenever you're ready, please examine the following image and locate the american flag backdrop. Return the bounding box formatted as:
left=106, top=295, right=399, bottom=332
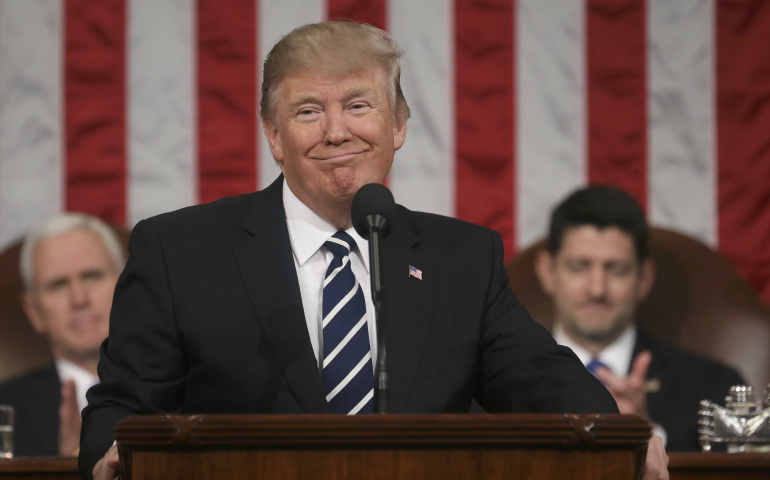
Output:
left=0, top=0, right=769, bottom=301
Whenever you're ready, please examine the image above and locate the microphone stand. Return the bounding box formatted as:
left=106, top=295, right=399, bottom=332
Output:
left=366, top=214, right=389, bottom=414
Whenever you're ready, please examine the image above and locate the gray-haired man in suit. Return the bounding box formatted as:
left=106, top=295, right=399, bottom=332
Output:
left=0, top=214, right=124, bottom=457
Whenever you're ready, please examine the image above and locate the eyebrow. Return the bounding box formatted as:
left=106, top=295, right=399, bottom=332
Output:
left=40, top=267, right=112, bottom=288
left=342, top=86, right=377, bottom=103
left=287, top=95, right=322, bottom=113
left=286, top=86, right=378, bottom=113
left=44, top=277, right=70, bottom=289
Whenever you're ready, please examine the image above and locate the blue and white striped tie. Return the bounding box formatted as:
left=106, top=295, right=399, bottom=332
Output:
left=322, top=231, right=374, bottom=414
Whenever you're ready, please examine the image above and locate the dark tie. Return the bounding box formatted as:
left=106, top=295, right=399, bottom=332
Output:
left=586, top=357, right=610, bottom=383
left=322, top=231, right=374, bottom=414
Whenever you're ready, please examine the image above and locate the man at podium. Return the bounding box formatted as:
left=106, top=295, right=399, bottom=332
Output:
left=80, top=21, right=668, bottom=480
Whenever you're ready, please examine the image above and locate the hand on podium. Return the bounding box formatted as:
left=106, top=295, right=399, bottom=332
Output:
left=92, top=444, right=119, bottom=480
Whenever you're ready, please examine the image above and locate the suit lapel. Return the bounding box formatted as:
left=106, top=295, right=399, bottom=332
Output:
left=233, top=177, right=330, bottom=413
left=381, top=208, right=436, bottom=413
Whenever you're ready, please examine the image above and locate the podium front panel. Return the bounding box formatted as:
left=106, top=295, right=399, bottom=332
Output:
left=116, top=414, right=651, bottom=480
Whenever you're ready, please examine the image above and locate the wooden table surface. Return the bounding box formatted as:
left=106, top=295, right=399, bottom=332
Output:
left=669, top=452, right=770, bottom=480
left=0, top=457, right=79, bottom=479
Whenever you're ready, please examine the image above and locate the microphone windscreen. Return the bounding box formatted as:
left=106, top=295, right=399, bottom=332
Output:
left=351, top=183, right=395, bottom=239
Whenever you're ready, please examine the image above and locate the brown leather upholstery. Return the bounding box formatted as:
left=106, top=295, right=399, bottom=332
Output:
left=0, top=226, right=130, bottom=384
left=507, top=227, right=770, bottom=392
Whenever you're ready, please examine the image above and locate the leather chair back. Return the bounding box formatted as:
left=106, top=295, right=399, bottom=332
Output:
left=507, top=228, right=770, bottom=392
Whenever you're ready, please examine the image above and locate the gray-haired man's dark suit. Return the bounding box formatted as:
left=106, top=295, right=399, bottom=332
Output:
left=0, top=365, right=60, bottom=456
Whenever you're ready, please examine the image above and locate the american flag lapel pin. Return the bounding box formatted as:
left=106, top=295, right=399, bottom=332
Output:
left=408, top=265, right=423, bottom=280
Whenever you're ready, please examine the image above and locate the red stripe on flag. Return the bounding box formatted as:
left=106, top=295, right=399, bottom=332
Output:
left=327, top=0, right=387, bottom=30
left=455, top=0, right=516, bottom=259
left=64, top=0, right=127, bottom=224
left=197, top=0, right=258, bottom=204
left=717, top=0, right=770, bottom=304
left=586, top=0, right=647, bottom=210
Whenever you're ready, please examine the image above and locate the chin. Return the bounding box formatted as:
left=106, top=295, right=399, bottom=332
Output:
left=579, top=321, right=627, bottom=342
left=333, top=177, right=377, bottom=201
left=582, top=330, right=616, bottom=343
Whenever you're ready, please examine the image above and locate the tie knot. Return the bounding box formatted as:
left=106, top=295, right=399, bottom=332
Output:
left=324, top=231, right=357, bottom=257
left=586, top=358, right=609, bottom=376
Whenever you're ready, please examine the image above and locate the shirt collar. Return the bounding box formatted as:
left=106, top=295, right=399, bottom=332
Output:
left=283, top=178, right=369, bottom=272
left=553, top=323, right=637, bottom=377
left=55, top=358, right=99, bottom=412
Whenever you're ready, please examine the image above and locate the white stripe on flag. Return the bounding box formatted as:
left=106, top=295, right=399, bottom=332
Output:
left=128, top=0, right=196, bottom=225
left=516, top=0, right=586, bottom=249
left=0, top=0, right=63, bottom=249
left=257, top=0, right=324, bottom=190
left=388, top=0, right=455, bottom=217
left=648, top=0, right=717, bottom=247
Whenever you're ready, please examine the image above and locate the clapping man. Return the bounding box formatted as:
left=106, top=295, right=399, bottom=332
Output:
left=536, top=186, right=744, bottom=451
left=0, top=214, right=124, bottom=456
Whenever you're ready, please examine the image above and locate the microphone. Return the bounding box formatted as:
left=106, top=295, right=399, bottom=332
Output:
left=351, top=183, right=395, bottom=414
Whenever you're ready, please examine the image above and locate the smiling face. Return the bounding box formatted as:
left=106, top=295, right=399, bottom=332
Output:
left=263, top=68, right=407, bottom=229
left=22, top=228, right=119, bottom=363
left=536, top=225, right=655, bottom=351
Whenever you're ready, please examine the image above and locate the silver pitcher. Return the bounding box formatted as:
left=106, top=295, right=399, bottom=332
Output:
left=699, top=385, right=770, bottom=452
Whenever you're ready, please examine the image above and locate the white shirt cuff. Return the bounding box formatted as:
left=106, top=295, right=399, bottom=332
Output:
left=652, top=422, right=667, bottom=448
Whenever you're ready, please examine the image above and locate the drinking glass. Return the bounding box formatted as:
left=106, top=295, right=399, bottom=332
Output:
left=0, top=405, right=13, bottom=459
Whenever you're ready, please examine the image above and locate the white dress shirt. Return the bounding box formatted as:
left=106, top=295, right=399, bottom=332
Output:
left=553, top=323, right=636, bottom=378
left=283, top=178, right=377, bottom=372
left=55, top=358, right=99, bottom=412
left=553, top=323, right=667, bottom=446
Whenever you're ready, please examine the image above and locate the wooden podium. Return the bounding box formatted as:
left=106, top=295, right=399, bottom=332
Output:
left=115, top=414, right=650, bottom=480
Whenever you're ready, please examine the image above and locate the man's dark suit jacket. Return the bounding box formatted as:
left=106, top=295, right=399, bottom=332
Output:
left=637, top=331, right=744, bottom=451
left=0, top=365, right=60, bottom=456
left=79, top=176, right=618, bottom=478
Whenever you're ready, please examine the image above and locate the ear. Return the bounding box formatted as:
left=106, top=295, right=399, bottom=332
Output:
left=262, top=120, right=284, bottom=167
left=21, top=291, right=46, bottom=335
left=535, top=249, right=556, bottom=296
left=636, top=258, right=656, bottom=301
left=393, top=119, right=407, bottom=151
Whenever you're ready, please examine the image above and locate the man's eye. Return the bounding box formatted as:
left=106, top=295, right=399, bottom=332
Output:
left=45, top=280, right=69, bottom=292
left=82, top=270, right=106, bottom=282
left=566, top=262, right=587, bottom=272
left=299, top=109, right=314, bottom=115
left=607, top=264, right=632, bottom=276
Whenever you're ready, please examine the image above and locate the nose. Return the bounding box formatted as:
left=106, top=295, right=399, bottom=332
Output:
left=323, top=105, right=352, bottom=146
left=587, top=267, right=608, bottom=299
left=69, top=279, right=90, bottom=309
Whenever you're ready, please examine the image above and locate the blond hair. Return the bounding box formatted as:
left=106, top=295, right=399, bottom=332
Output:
left=260, top=21, right=410, bottom=125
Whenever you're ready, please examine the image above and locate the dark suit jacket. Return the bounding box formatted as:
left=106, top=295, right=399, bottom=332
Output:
left=0, top=365, right=60, bottom=456
left=637, top=332, right=744, bottom=452
left=79, top=176, right=618, bottom=478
